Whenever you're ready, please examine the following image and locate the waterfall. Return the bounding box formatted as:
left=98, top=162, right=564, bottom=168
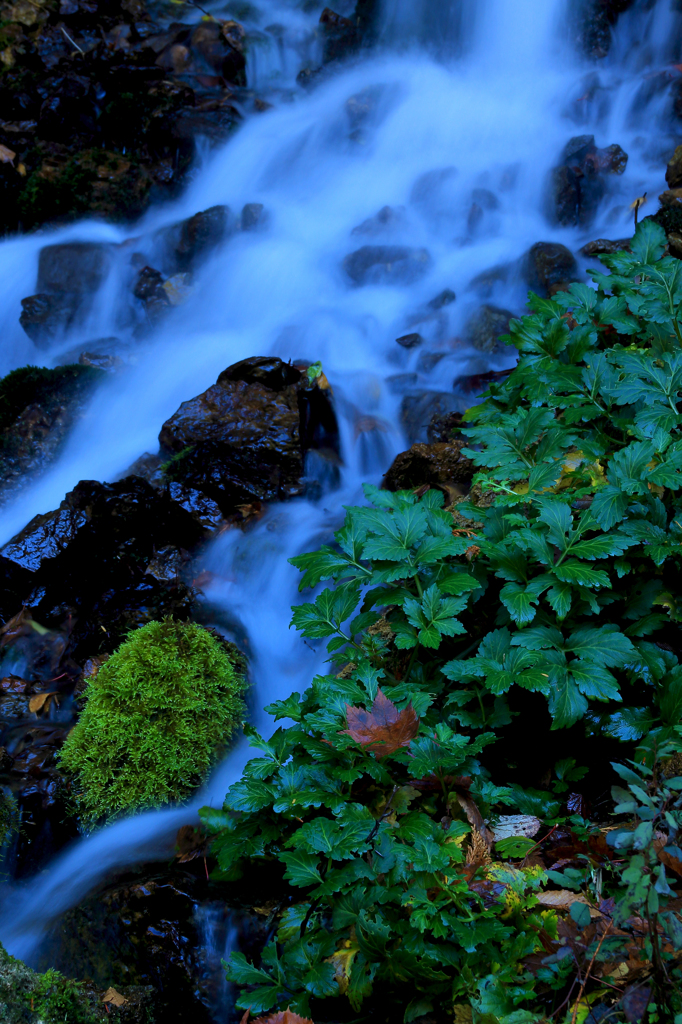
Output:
left=0, top=0, right=679, bottom=992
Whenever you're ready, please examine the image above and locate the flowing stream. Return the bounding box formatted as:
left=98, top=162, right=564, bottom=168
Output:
left=0, top=0, right=680, bottom=1007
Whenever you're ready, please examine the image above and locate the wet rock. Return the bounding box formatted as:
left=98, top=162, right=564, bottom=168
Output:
left=667, top=145, right=682, bottom=190
left=387, top=373, right=418, bottom=394
left=0, top=477, right=203, bottom=661
left=19, top=292, right=80, bottom=345
left=133, top=265, right=171, bottom=324
left=428, top=287, right=456, bottom=309
left=410, top=166, right=459, bottom=225
left=354, top=0, right=381, bottom=45
left=320, top=7, right=358, bottom=63
left=660, top=187, right=682, bottom=209
left=158, top=356, right=339, bottom=513
left=0, top=364, right=105, bottom=495
left=383, top=441, right=474, bottom=493
left=464, top=304, right=513, bottom=353
left=166, top=204, right=232, bottom=271
left=523, top=241, right=578, bottom=296
left=37, top=241, right=113, bottom=293
left=551, top=134, right=627, bottom=226
left=396, top=332, right=423, bottom=349
left=427, top=410, right=464, bottom=444
left=0, top=940, right=157, bottom=1023
left=343, top=244, right=431, bottom=286
left=468, top=263, right=510, bottom=297
left=574, top=0, right=637, bottom=58
left=0, top=0, right=248, bottom=233
left=351, top=204, right=405, bottom=236
left=46, top=868, right=215, bottom=1023
left=580, top=237, right=631, bottom=255
left=241, top=202, right=266, bottom=231
left=400, top=391, right=464, bottom=445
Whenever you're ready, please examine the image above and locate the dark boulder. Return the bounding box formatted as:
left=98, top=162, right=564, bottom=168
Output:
left=160, top=205, right=232, bottom=272
left=241, top=202, right=266, bottom=232
left=343, top=245, right=431, bottom=286
left=551, top=134, right=628, bottom=226
left=0, top=476, right=204, bottom=660
left=573, top=0, right=637, bottom=58
left=464, top=304, right=513, bottom=353
left=354, top=0, right=381, bottom=45
left=523, top=242, right=578, bottom=296
left=396, top=332, right=423, bottom=349
left=19, top=292, right=80, bottom=345
left=0, top=364, right=105, bottom=496
left=580, top=237, right=631, bottom=255
left=320, top=7, right=358, bottom=63
left=400, top=391, right=464, bottom=445
left=666, top=145, right=682, bottom=190
left=37, top=241, right=113, bottom=293
left=427, top=410, right=464, bottom=444
left=158, top=356, right=339, bottom=513
left=383, top=441, right=474, bottom=493
left=351, top=205, right=405, bottom=236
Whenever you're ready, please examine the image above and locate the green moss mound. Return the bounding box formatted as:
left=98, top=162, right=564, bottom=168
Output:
left=0, top=944, right=96, bottom=1024
left=0, top=364, right=104, bottom=436
left=59, top=619, right=246, bottom=825
left=0, top=791, right=18, bottom=849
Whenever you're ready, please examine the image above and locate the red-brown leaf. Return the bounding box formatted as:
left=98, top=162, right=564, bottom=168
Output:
left=252, top=1011, right=314, bottom=1024
left=340, top=689, right=418, bottom=758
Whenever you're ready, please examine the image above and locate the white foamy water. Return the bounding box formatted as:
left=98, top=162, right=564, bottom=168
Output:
left=0, top=0, right=680, bottom=974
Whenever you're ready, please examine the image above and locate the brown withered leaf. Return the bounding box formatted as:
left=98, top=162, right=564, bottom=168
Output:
left=454, top=790, right=494, bottom=850
left=623, top=984, right=652, bottom=1022
left=175, top=824, right=208, bottom=862
left=28, top=692, right=58, bottom=714
left=340, top=689, right=418, bottom=758
left=252, top=1011, right=314, bottom=1024
left=0, top=143, right=15, bottom=164
left=101, top=987, right=128, bottom=1007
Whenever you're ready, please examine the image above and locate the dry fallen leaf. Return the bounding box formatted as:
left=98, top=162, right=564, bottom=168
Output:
left=0, top=144, right=15, bottom=165
left=28, top=692, right=58, bottom=714
left=101, top=988, right=128, bottom=1007
left=537, top=889, right=601, bottom=917
left=175, top=824, right=208, bottom=862
left=340, top=689, right=418, bottom=758
left=491, top=814, right=542, bottom=842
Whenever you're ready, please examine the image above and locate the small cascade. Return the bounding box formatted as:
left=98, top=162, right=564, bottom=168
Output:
left=0, top=0, right=680, bottom=1011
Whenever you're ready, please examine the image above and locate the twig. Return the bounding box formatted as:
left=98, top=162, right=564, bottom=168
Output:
left=366, top=785, right=398, bottom=844
left=60, top=26, right=84, bottom=53
left=570, top=922, right=612, bottom=1024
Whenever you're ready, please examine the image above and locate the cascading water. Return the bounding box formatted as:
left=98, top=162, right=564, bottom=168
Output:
left=0, top=0, right=680, bottom=1011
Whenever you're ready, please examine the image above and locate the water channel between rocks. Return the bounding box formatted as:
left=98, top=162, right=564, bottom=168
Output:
left=0, top=0, right=681, bottom=1018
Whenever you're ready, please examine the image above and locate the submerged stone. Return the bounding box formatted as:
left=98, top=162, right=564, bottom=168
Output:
left=343, top=245, right=432, bottom=286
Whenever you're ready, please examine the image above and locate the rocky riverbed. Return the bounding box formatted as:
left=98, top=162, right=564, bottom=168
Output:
left=1, top=0, right=682, bottom=1020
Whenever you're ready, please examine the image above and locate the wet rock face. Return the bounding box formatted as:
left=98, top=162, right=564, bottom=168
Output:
left=343, top=245, right=432, bottom=286
left=0, top=476, right=203, bottom=660
left=574, top=0, right=637, bottom=58
left=20, top=241, right=114, bottom=344
left=551, top=134, right=627, bottom=226
left=0, top=0, right=244, bottom=232
left=523, top=241, right=578, bottom=296
left=320, top=7, right=358, bottom=63
left=0, top=364, right=105, bottom=496
left=383, top=441, right=474, bottom=493
left=159, top=356, right=339, bottom=512
left=464, top=304, right=513, bottom=354
left=400, top=391, right=464, bottom=445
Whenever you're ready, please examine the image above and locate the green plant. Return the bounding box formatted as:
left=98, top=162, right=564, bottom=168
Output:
left=202, top=219, right=682, bottom=1022
left=60, top=618, right=245, bottom=825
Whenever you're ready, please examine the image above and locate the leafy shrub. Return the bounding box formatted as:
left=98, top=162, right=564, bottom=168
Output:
left=60, top=618, right=245, bottom=825
left=201, top=220, right=682, bottom=1022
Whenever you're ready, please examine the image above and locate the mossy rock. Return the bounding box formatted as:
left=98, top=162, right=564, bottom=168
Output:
left=59, top=618, right=246, bottom=825
left=0, top=790, right=18, bottom=849
left=18, top=149, right=153, bottom=228
left=0, top=942, right=156, bottom=1022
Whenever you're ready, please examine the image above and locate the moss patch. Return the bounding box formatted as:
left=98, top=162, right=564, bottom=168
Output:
left=59, top=618, right=246, bottom=825
left=0, top=944, right=97, bottom=1023
left=0, top=790, right=18, bottom=848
